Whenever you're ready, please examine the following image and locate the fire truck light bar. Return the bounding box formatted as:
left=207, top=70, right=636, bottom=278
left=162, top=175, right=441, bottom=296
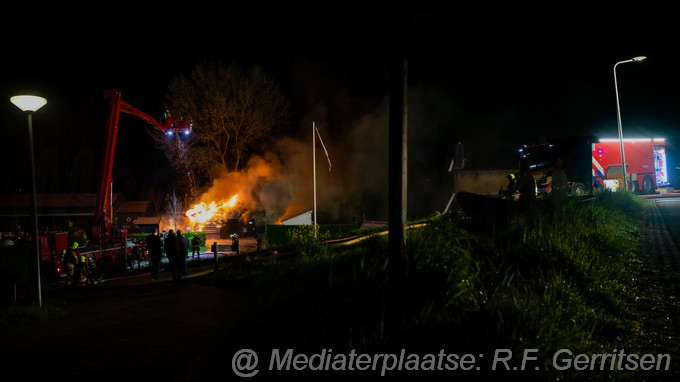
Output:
left=599, top=138, right=665, bottom=142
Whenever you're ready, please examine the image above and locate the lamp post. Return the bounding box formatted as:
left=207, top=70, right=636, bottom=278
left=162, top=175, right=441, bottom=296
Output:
left=10, top=95, right=47, bottom=307
left=613, top=56, right=646, bottom=191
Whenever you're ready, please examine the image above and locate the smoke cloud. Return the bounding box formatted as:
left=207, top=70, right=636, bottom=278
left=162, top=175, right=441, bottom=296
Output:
left=192, top=101, right=391, bottom=226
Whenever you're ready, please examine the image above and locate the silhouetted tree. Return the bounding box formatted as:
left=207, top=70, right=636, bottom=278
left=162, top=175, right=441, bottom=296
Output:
left=166, top=189, right=183, bottom=231
left=150, top=62, right=291, bottom=189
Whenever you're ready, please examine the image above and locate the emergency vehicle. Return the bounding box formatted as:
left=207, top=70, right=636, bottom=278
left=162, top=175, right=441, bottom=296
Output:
left=85, top=91, right=192, bottom=268
left=518, top=136, right=670, bottom=197
left=592, top=138, right=669, bottom=194
left=37, top=91, right=192, bottom=276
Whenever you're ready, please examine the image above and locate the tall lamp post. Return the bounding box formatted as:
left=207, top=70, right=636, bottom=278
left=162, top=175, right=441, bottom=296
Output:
left=613, top=56, right=646, bottom=191
left=10, top=95, right=47, bottom=307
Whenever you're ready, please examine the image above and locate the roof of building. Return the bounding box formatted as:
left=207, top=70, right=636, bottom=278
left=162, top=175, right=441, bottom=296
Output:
left=134, top=216, right=161, bottom=226
left=281, top=210, right=312, bottom=225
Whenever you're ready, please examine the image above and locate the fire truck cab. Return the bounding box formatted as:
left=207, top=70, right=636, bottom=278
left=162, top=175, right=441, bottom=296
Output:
left=518, top=136, right=593, bottom=198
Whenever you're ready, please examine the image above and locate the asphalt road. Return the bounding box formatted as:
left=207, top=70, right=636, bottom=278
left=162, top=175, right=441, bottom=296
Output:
left=0, top=241, right=257, bottom=381
left=634, top=195, right=680, bottom=380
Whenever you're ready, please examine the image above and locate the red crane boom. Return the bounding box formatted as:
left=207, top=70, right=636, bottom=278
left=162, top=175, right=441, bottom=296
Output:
left=93, top=90, right=191, bottom=244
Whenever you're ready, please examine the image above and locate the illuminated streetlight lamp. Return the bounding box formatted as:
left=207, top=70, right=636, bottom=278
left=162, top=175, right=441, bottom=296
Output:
left=10, top=95, right=47, bottom=307
left=613, top=56, right=646, bottom=191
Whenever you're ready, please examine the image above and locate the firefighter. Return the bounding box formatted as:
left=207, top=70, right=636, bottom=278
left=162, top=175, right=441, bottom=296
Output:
left=76, top=247, right=90, bottom=287
left=499, top=173, right=519, bottom=200
left=230, top=233, right=240, bottom=256
left=191, top=234, right=201, bottom=258
left=85, top=253, right=99, bottom=285
left=64, top=242, right=79, bottom=287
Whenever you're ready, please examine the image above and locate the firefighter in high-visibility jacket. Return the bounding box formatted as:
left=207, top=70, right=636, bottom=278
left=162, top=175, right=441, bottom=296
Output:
left=69, top=242, right=89, bottom=287
left=77, top=251, right=90, bottom=286
left=499, top=173, right=520, bottom=200
left=64, top=242, right=79, bottom=287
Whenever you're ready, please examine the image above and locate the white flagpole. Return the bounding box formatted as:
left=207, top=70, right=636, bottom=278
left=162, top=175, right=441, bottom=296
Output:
left=316, top=124, right=332, bottom=172
left=313, top=122, right=317, bottom=230
left=313, top=122, right=332, bottom=237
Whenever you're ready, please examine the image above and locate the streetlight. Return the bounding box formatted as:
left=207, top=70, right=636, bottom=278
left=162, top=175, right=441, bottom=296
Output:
left=10, top=95, right=47, bottom=307
left=614, top=56, right=646, bottom=191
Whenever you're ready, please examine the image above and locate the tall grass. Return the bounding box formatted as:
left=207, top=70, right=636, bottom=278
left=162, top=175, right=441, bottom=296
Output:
left=205, top=191, right=648, bottom=380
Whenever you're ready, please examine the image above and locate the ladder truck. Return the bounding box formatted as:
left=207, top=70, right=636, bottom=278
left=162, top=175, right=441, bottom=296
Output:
left=90, top=90, right=192, bottom=264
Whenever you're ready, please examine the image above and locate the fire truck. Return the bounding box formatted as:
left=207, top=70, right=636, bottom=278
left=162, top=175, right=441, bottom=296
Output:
left=518, top=136, right=670, bottom=197
left=30, top=90, right=191, bottom=281
left=91, top=90, right=192, bottom=244
left=592, top=138, right=669, bottom=194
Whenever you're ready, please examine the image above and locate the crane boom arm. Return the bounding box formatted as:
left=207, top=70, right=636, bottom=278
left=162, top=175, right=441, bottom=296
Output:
left=93, top=90, right=191, bottom=244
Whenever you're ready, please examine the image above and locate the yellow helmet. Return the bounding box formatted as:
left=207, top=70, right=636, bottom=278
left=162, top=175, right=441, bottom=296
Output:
left=507, top=173, right=516, bottom=181
left=72, top=242, right=79, bottom=249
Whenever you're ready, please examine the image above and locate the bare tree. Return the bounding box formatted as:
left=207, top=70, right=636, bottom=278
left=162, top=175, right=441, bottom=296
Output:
left=166, top=189, right=183, bottom=231
left=151, top=62, right=291, bottom=188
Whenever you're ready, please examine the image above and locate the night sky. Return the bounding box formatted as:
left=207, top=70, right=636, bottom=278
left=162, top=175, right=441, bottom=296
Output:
left=2, top=7, right=679, bottom=222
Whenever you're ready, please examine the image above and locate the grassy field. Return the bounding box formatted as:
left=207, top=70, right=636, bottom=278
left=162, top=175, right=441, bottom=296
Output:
left=198, top=190, right=650, bottom=380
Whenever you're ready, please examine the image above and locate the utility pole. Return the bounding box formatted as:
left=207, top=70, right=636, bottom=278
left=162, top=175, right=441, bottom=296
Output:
left=388, top=57, right=408, bottom=280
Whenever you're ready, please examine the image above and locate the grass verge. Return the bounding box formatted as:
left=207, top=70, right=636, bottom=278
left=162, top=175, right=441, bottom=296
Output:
left=200, top=191, right=649, bottom=380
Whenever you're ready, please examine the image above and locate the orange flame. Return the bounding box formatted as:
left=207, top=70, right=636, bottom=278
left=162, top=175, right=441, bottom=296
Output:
left=186, top=194, right=239, bottom=225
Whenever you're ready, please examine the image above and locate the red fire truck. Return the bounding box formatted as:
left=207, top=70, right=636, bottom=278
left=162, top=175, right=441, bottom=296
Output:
left=92, top=90, right=192, bottom=246
left=518, top=136, right=670, bottom=197
left=592, top=138, right=669, bottom=194
left=38, top=91, right=192, bottom=277
left=38, top=231, right=69, bottom=282
left=87, top=91, right=192, bottom=266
